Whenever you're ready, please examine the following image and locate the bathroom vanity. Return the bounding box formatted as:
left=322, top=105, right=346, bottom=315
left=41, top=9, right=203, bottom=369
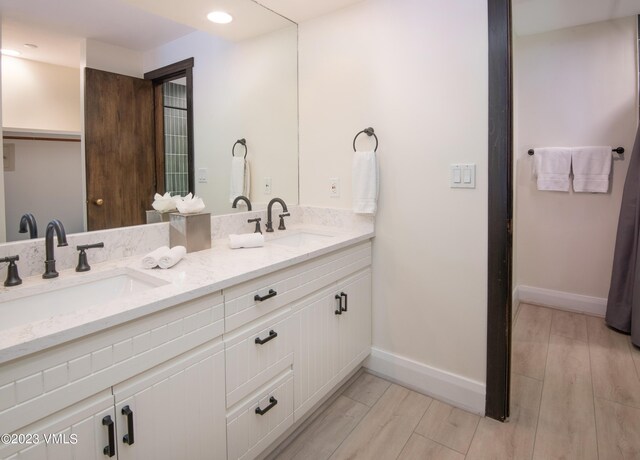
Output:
left=0, top=208, right=373, bottom=460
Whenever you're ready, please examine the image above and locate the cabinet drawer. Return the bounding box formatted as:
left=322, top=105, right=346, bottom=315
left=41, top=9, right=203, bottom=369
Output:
left=225, top=309, right=295, bottom=407
left=226, top=370, right=294, bottom=460
left=224, top=242, right=371, bottom=331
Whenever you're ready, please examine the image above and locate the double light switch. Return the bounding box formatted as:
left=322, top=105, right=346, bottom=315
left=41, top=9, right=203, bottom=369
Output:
left=450, top=164, right=476, bottom=188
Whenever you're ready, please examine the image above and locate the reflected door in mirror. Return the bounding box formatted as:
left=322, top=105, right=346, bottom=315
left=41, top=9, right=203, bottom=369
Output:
left=85, top=68, right=156, bottom=231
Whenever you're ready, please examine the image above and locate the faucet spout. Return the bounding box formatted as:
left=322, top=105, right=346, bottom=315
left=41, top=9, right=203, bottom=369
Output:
left=232, top=195, right=252, bottom=211
left=19, top=213, right=38, bottom=239
left=43, top=219, right=68, bottom=279
left=266, top=198, right=288, bottom=232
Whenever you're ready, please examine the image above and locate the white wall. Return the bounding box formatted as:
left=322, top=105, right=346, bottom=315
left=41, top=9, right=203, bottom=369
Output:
left=514, top=17, right=638, bottom=301
left=143, top=26, right=298, bottom=214
left=1, top=57, right=80, bottom=132
left=0, top=20, right=6, bottom=242
left=299, top=0, right=489, bottom=394
left=83, top=39, right=143, bottom=78
left=3, top=139, right=84, bottom=241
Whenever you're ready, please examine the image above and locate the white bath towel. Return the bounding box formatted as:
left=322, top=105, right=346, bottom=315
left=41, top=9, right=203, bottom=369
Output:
left=352, top=150, right=378, bottom=214
left=229, top=233, right=265, bottom=249
left=158, top=246, right=187, bottom=269
left=571, top=146, right=611, bottom=193
left=230, top=157, right=251, bottom=203
left=532, top=148, right=572, bottom=192
left=142, top=246, right=170, bottom=269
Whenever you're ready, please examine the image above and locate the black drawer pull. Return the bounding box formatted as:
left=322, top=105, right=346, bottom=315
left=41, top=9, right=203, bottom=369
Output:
left=255, top=396, right=278, bottom=416
left=254, top=289, right=277, bottom=302
left=255, top=329, right=278, bottom=345
left=335, top=294, right=342, bottom=315
left=102, top=415, right=115, bottom=457
left=121, top=405, right=135, bottom=445
left=340, top=292, right=348, bottom=312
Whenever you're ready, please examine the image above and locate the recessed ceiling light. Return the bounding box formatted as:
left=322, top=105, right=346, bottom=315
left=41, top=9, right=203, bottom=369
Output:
left=23, top=43, right=38, bottom=49
left=207, top=11, right=233, bottom=24
left=1, top=49, right=21, bottom=57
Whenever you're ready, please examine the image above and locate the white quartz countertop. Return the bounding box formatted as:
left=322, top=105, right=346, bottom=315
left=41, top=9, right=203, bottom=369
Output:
left=0, top=224, right=374, bottom=364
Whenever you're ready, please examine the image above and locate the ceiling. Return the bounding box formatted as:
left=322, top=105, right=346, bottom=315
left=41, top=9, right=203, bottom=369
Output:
left=1, top=0, right=639, bottom=68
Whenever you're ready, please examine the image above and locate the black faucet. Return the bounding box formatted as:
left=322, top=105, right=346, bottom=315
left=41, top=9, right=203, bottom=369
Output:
left=232, top=195, right=252, bottom=211
left=266, top=198, right=288, bottom=232
left=43, top=219, right=68, bottom=279
left=18, top=213, right=38, bottom=239
left=1, top=255, right=22, bottom=286
left=76, top=242, right=105, bottom=272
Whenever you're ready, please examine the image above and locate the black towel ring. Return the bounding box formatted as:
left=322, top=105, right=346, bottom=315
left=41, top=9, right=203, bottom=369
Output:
left=353, top=127, right=378, bottom=152
left=232, top=139, right=247, bottom=159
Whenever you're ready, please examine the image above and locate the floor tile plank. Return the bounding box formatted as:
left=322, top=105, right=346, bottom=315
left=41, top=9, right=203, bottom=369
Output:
left=627, top=337, right=640, bottom=381
left=466, top=373, right=542, bottom=460
left=397, top=433, right=464, bottom=460
left=414, top=400, right=480, bottom=454
left=342, top=372, right=391, bottom=407
left=550, top=309, right=588, bottom=342
left=595, top=397, right=640, bottom=460
left=587, top=316, right=640, bottom=408
left=512, top=304, right=553, bottom=380
left=329, top=384, right=431, bottom=460
left=277, top=395, right=369, bottom=460
left=533, top=334, right=597, bottom=460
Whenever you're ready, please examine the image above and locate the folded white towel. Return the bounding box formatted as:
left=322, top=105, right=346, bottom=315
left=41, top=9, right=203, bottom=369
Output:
left=230, top=158, right=251, bottom=203
left=229, top=233, right=265, bottom=249
left=571, top=146, right=611, bottom=193
left=532, top=148, right=572, bottom=191
left=142, top=246, right=170, bottom=269
left=352, top=150, right=378, bottom=214
left=158, top=246, right=187, bottom=269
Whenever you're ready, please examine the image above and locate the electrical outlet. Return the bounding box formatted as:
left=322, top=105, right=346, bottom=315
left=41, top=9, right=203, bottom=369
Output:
left=329, top=178, right=340, bottom=197
left=263, top=177, right=272, bottom=195
left=197, top=168, right=208, bottom=183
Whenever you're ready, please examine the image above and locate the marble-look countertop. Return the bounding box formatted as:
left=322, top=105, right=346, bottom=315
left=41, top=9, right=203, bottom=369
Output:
left=0, top=223, right=374, bottom=364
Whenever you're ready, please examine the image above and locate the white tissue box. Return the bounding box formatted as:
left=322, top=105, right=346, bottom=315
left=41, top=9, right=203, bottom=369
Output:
left=169, top=212, right=211, bottom=253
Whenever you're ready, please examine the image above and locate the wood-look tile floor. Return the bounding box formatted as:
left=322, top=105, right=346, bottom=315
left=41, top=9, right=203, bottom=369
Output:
left=273, top=303, right=640, bottom=459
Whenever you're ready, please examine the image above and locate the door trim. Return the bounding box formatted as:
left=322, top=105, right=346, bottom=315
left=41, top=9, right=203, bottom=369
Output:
left=486, top=0, right=513, bottom=421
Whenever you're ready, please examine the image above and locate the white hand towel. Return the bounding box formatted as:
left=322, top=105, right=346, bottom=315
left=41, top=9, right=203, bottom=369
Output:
left=229, top=233, right=265, bottom=249
left=158, top=246, right=187, bottom=269
left=532, top=148, right=572, bottom=191
left=571, top=146, right=611, bottom=193
left=352, top=150, right=378, bottom=214
left=230, top=157, right=250, bottom=203
left=142, top=246, right=170, bottom=269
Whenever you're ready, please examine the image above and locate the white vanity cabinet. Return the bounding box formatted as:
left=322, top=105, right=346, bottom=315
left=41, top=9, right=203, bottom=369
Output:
left=293, top=268, right=372, bottom=419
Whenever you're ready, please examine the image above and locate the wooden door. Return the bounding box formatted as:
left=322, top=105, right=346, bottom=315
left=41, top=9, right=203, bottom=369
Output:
left=85, top=68, right=155, bottom=231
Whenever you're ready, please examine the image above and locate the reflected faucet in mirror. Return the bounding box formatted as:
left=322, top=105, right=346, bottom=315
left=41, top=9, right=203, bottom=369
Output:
left=19, top=213, right=38, bottom=239
left=43, top=220, right=68, bottom=279
left=232, top=195, right=252, bottom=211
left=266, top=198, right=288, bottom=232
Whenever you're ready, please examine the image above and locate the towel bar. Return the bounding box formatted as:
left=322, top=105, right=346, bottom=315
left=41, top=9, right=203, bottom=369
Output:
left=528, top=147, right=624, bottom=156
left=232, top=138, right=247, bottom=158
left=353, top=127, right=379, bottom=152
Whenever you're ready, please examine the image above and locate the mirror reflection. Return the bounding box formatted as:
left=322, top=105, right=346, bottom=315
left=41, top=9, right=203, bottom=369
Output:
left=1, top=0, right=298, bottom=242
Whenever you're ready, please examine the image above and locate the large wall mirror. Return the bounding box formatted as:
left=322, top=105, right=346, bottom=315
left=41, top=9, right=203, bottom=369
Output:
left=0, top=0, right=298, bottom=242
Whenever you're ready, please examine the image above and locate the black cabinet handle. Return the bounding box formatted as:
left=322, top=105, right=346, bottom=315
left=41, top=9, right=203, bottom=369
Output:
left=255, top=396, right=278, bottom=416
left=102, top=415, right=115, bottom=457
left=340, top=292, right=348, bottom=312
left=254, top=289, right=277, bottom=302
left=335, top=294, right=342, bottom=315
left=255, top=330, right=278, bottom=345
left=121, top=405, right=135, bottom=445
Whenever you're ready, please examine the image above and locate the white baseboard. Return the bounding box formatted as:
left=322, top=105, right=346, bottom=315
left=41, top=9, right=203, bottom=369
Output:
left=517, top=285, right=606, bottom=317
left=364, top=347, right=486, bottom=415
left=512, top=285, right=521, bottom=320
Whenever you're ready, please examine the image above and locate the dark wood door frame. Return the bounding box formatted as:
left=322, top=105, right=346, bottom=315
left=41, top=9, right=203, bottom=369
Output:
left=486, top=0, right=513, bottom=421
left=144, top=58, right=195, bottom=195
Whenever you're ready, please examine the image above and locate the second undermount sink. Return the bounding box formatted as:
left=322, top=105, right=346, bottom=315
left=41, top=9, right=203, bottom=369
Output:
left=0, top=269, right=167, bottom=331
left=269, top=231, right=335, bottom=248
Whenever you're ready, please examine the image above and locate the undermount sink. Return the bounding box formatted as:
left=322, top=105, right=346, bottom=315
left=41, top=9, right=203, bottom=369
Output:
left=269, top=231, right=335, bottom=248
left=0, top=269, right=167, bottom=331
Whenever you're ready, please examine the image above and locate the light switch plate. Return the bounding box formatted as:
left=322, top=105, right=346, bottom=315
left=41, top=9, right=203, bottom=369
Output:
left=329, top=178, right=340, bottom=197
left=197, top=168, right=208, bottom=183
left=450, top=163, right=476, bottom=188
left=263, top=177, right=272, bottom=195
